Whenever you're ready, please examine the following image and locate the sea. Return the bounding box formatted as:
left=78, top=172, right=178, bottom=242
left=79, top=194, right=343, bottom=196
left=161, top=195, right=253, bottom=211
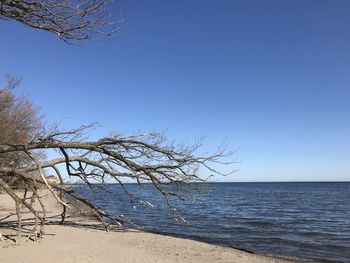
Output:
left=75, top=182, right=350, bottom=263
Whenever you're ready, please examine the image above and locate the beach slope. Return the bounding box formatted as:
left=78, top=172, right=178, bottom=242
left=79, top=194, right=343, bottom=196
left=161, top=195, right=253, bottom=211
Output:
left=0, top=192, right=293, bottom=263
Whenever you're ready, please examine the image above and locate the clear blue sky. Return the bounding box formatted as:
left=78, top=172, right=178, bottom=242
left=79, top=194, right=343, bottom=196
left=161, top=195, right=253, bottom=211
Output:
left=1, top=0, right=349, bottom=182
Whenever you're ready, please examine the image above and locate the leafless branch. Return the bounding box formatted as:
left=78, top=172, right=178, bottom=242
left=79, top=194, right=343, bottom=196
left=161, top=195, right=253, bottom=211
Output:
left=0, top=126, right=234, bottom=243
left=0, top=0, right=124, bottom=43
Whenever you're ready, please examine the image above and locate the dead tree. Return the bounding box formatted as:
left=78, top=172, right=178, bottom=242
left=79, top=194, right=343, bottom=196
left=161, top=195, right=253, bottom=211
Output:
left=0, top=79, right=233, bottom=243
left=0, top=0, right=123, bottom=42
left=0, top=125, right=233, bottom=243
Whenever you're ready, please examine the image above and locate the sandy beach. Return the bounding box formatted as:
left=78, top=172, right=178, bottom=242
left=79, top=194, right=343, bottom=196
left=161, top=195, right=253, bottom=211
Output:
left=0, top=191, right=295, bottom=263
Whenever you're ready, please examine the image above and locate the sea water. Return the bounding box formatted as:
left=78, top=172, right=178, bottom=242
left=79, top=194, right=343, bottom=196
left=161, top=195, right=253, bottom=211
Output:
left=75, top=182, right=350, bottom=262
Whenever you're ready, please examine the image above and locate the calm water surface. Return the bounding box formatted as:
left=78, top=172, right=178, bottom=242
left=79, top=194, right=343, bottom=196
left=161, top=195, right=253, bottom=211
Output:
left=75, top=182, right=350, bottom=262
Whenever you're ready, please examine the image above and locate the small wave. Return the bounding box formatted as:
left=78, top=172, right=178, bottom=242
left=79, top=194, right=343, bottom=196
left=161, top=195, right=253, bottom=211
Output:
left=75, top=182, right=350, bottom=262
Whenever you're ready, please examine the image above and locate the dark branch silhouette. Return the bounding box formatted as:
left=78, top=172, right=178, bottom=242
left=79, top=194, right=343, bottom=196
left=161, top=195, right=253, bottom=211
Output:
left=0, top=0, right=123, bottom=42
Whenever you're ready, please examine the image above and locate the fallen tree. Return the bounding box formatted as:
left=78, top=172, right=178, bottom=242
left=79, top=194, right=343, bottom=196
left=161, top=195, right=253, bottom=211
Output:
left=0, top=121, right=233, bottom=243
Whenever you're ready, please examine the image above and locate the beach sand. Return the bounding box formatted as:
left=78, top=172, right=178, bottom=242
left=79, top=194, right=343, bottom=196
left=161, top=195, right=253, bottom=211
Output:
left=0, top=191, right=295, bottom=263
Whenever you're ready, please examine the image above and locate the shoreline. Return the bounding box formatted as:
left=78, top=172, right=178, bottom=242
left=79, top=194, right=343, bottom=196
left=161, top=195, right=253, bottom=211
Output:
left=0, top=191, right=296, bottom=263
left=137, top=229, right=314, bottom=263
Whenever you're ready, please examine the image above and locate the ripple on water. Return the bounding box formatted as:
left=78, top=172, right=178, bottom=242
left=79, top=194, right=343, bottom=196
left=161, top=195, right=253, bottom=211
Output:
left=74, top=182, right=350, bottom=262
